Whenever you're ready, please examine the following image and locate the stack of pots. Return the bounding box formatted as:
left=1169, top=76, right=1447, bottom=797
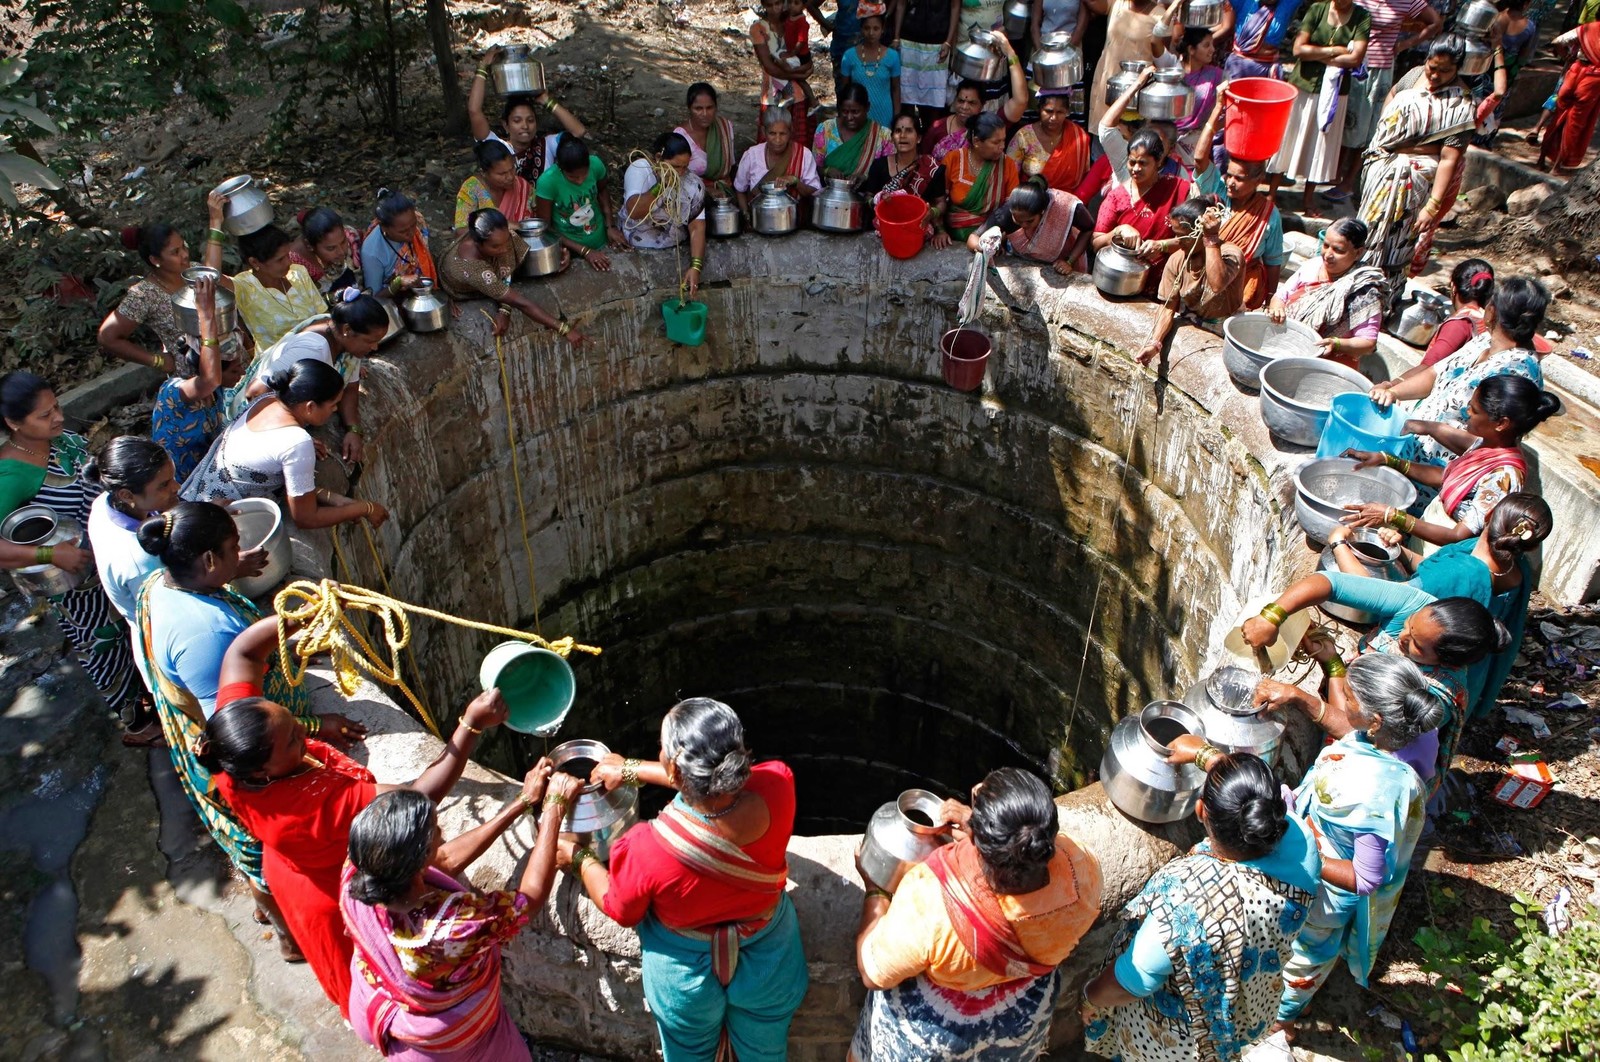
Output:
left=1453, top=0, right=1498, bottom=74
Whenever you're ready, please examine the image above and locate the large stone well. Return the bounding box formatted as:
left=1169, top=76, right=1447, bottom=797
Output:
left=326, top=235, right=1349, bottom=1058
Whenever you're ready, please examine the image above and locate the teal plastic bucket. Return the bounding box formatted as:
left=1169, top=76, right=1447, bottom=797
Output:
left=1316, top=392, right=1411, bottom=458
left=662, top=299, right=708, bottom=346
left=478, top=641, right=577, bottom=736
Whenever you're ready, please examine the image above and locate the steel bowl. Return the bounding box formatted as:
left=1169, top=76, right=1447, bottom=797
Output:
left=1222, top=313, right=1322, bottom=390
left=1259, top=356, right=1372, bottom=448
left=1293, top=457, right=1418, bottom=546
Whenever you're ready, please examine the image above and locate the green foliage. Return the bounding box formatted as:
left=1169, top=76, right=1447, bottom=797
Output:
left=0, top=220, right=133, bottom=375
left=1411, top=892, right=1600, bottom=1061
left=22, top=0, right=256, bottom=133
left=0, top=59, right=63, bottom=209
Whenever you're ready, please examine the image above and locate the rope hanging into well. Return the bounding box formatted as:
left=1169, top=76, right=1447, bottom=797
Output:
left=623, top=148, right=693, bottom=305
left=484, top=312, right=544, bottom=635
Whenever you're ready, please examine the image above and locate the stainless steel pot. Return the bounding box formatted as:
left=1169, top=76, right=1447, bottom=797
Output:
left=1093, top=243, right=1149, bottom=296
left=1259, top=356, right=1370, bottom=448
left=1069, top=84, right=1088, bottom=118
left=227, top=498, right=291, bottom=599
left=514, top=218, right=564, bottom=278
left=399, top=279, right=448, bottom=333
left=1181, top=666, right=1284, bottom=764
left=753, top=182, right=800, bottom=235
left=1318, top=530, right=1409, bottom=624
left=1386, top=288, right=1452, bottom=347
left=548, top=739, right=640, bottom=864
left=1031, top=33, right=1084, bottom=89
left=171, top=266, right=240, bottom=337
left=1100, top=700, right=1208, bottom=823
left=1456, top=0, right=1499, bottom=35
left=493, top=45, right=547, bottom=95
left=1003, top=0, right=1032, bottom=39
left=1106, top=59, right=1150, bottom=108
left=1460, top=34, right=1494, bottom=75
left=1184, top=0, right=1228, bottom=27
left=1222, top=312, right=1322, bottom=390
left=708, top=195, right=743, bottom=237
left=951, top=29, right=1007, bottom=82
left=1, top=504, right=91, bottom=599
left=856, top=789, right=952, bottom=892
left=1293, top=457, right=1418, bottom=546
left=212, top=175, right=275, bottom=237
left=1139, top=68, right=1195, bottom=122
left=812, top=177, right=866, bottom=233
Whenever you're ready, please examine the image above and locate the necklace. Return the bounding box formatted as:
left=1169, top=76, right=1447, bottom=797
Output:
left=4, top=438, right=45, bottom=459
left=700, top=792, right=744, bottom=818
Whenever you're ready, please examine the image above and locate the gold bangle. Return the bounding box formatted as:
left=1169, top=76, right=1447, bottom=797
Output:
left=199, top=338, right=219, bottom=349
left=458, top=719, right=483, bottom=735
left=365, top=501, right=375, bottom=520
left=556, top=321, right=571, bottom=336
left=306, top=715, right=322, bottom=736
left=543, top=791, right=570, bottom=810
left=865, top=886, right=893, bottom=902
left=1259, top=602, right=1288, bottom=626
left=518, top=791, right=538, bottom=814
left=621, top=757, right=641, bottom=787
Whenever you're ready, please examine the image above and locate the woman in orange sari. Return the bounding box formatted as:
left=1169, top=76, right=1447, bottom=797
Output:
left=1007, top=94, right=1093, bottom=194
left=943, top=113, right=1022, bottom=240
left=361, top=189, right=438, bottom=298
left=453, top=141, right=533, bottom=230
left=1540, top=21, right=1600, bottom=173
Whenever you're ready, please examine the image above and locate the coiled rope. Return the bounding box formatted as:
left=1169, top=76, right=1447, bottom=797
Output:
left=622, top=149, right=695, bottom=305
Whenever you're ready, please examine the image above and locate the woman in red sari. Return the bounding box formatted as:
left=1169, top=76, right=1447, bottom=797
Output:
left=1541, top=21, right=1600, bottom=173
left=452, top=141, right=533, bottom=231
left=1092, top=128, right=1193, bottom=297
left=943, top=113, right=1022, bottom=241
left=1006, top=94, right=1092, bottom=195
left=199, top=616, right=513, bottom=1017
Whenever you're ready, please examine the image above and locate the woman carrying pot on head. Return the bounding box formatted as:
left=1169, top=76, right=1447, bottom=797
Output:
left=535, top=137, right=627, bottom=272
left=1082, top=749, right=1319, bottom=1062
left=182, top=360, right=388, bottom=538
left=815, top=82, right=894, bottom=183
left=132, top=501, right=352, bottom=959
left=453, top=140, right=534, bottom=231
left=0, top=372, right=149, bottom=742
left=1253, top=655, right=1436, bottom=1034
left=557, top=698, right=809, bottom=1062
left=943, top=112, right=1022, bottom=240
left=676, top=82, right=739, bottom=200
left=733, top=105, right=823, bottom=219
left=1091, top=127, right=1192, bottom=297
left=1341, top=376, right=1561, bottom=555
left=340, top=768, right=584, bottom=1059
left=860, top=109, right=950, bottom=246
left=1089, top=0, right=1176, bottom=117
left=201, top=200, right=326, bottom=351
left=851, top=767, right=1101, bottom=1061
left=360, top=190, right=438, bottom=301
left=1267, top=217, right=1387, bottom=369
left=201, top=615, right=513, bottom=1015
left=98, top=223, right=251, bottom=375
left=1242, top=574, right=1506, bottom=795
left=288, top=208, right=365, bottom=300
left=146, top=272, right=248, bottom=483
left=439, top=209, right=586, bottom=344
left=620, top=132, right=710, bottom=298
left=1173, top=28, right=1224, bottom=156
left=1006, top=93, right=1093, bottom=197
left=468, top=47, right=588, bottom=184
left=966, top=178, right=1092, bottom=273
left=1423, top=260, right=1493, bottom=367
left=750, top=0, right=813, bottom=152
left=1369, top=275, right=1548, bottom=468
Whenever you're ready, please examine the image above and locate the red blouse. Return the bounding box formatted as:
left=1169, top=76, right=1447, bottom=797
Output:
left=601, top=760, right=796, bottom=932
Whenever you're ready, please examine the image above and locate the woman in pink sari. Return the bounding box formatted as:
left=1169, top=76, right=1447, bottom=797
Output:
left=339, top=768, right=583, bottom=1060
left=1091, top=128, right=1192, bottom=296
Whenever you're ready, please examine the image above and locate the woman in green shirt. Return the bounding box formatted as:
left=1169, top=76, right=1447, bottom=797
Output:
left=534, top=136, right=626, bottom=272
left=1270, top=0, right=1370, bottom=213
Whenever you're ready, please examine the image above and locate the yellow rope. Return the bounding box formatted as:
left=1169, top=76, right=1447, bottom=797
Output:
left=484, top=312, right=544, bottom=636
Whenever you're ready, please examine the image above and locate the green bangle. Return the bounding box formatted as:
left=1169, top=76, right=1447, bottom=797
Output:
left=306, top=715, right=321, bottom=736
left=864, top=886, right=893, bottom=902
left=1322, top=657, right=1348, bottom=679
left=207, top=227, right=227, bottom=243
left=347, top=424, right=363, bottom=436
left=1259, top=602, right=1288, bottom=626
left=570, top=846, right=599, bottom=874
left=34, top=545, right=54, bottom=564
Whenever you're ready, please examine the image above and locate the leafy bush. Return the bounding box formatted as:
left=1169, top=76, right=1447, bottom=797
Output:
left=1411, top=892, right=1600, bottom=1061
left=0, top=220, right=134, bottom=377
left=0, top=59, right=63, bottom=209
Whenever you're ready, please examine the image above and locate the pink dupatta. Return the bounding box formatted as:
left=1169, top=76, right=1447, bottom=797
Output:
left=925, top=840, right=1056, bottom=982
left=1439, top=445, right=1526, bottom=517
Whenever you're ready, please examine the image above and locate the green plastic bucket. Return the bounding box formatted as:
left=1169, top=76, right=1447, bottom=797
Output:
left=662, top=299, right=708, bottom=346
left=478, top=641, right=576, bottom=736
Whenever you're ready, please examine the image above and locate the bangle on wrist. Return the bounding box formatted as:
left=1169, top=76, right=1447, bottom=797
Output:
left=458, top=718, right=483, bottom=735
left=864, top=886, right=893, bottom=902
left=1259, top=602, right=1288, bottom=626
left=1312, top=701, right=1327, bottom=724
left=35, top=545, right=54, bottom=564
left=307, top=715, right=322, bottom=736
left=207, top=227, right=227, bottom=243
left=518, top=791, right=538, bottom=814
left=199, top=338, right=219, bottom=349
left=621, top=757, right=641, bottom=787
left=545, top=97, right=558, bottom=112
left=556, top=321, right=571, bottom=336
left=1322, top=657, right=1347, bottom=678
left=543, top=791, right=570, bottom=811
left=347, top=424, right=363, bottom=436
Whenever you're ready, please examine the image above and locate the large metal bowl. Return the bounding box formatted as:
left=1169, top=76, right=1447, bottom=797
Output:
left=1293, top=457, right=1417, bottom=546
left=1259, top=357, right=1372, bottom=448
left=1222, top=314, right=1322, bottom=391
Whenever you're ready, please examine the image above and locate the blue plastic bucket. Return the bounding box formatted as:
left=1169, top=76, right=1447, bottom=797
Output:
left=1316, top=392, right=1411, bottom=458
left=478, top=641, right=577, bottom=736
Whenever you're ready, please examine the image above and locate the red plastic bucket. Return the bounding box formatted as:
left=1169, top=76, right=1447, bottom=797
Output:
left=1223, top=77, right=1298, bottom=162
left=876, top=193, right=929, bottom=260
left=940, top=328, right=991, bottom=391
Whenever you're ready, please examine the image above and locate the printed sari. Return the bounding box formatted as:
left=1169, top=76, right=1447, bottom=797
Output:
left=1007, top=189, right=1086, bottom=269
left=1398, top=335, right=1543, bottom=466
left=1542, top=22, right=1600, bottom=169
left=1007, top=122, right=1092, bottom=194
left=1282, top=261, right=1388, bottom=366
left=1278, top=732, right=1425, bottom=1021
left=1219, top=193, right=1278, bottom=310
left=452, top=173, right=532, bottom=230
left=944, top=147, right=1021, bottom=238
left=1413, top=540, right=1534, bottom=722
left=340, top=863, right=532, bottom=1060
left=815, top=119, right=889, bottom=181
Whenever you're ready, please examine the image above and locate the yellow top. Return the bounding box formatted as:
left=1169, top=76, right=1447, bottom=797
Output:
left=233, top=264, right=326, bottom=349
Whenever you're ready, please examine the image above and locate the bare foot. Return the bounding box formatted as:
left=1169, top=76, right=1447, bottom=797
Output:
left=1271, top=1020, right=1298, bottom=1044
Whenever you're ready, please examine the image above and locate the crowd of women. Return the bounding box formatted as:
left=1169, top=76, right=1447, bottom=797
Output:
left=0, top=1, right=1585, bottom=1059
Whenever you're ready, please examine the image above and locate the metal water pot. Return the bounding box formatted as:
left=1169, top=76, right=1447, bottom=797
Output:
left=171, top=266, right=239, bottom=337
left=1032, top=33, right=1084, bottom=89
left=514, top=218, right=564, bottom=278
left=1459, top=33, right=1494, bottom=75
left=1140, top=68, right=1195, bottom=122
left=1003, top=0, right=1032, bottom=39
left=399, top=279, right=448, bottom=333
left=549, top=739, right=640, bottom=864
left=1100, top=701, right=1208, bottom=823
left=1106, top=59, right=1150, bottom=108
left=1069, top=84, right=1088, bottom=119
left=1, top=505, right=92, bottom=599
left=1093, top=243, right=1149, bottom=296
left=212, top=175, right=274, bottom=237
left=951, top=29, right=1007, bottom=82
left=1386, top=288, right=1452, bottom=347
left=1180, top=666, right=1285, bottom=765
left=493, top=45, right=547, bottom=95
left=708, top=195, right=743, bottom=238
left=752, top=182, right=799, bottom=235
left=856, top=789, right=952, bottom=892
left=1456, top=0, right=1499, bottom=35
left=1184, top=0, right=1228, bottom=27
left=1317, top=530, right=1410, bottom=625
left=812, top=177, right=866, bottom=233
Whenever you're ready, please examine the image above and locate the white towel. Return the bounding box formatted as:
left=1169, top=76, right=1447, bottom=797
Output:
left=959, top=228, right=1003, bottom=325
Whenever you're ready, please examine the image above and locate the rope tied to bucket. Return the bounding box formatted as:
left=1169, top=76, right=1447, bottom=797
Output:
left=624, top=148, right=694, bottom=307
left=272, top=578, right=601, bottom=737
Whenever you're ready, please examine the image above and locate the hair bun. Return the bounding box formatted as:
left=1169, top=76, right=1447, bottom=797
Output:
left=120, top=225, right=141, bottom=250
left=296, top=208, right=310, bottom=226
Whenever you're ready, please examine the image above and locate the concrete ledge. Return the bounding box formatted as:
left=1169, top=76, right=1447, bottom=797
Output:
left=57, top=362, right=162, bottom=425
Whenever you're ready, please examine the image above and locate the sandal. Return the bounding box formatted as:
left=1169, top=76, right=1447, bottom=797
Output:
left=121, top=720, right=166, bottom=748
left=1524, top=130, right=1542, bottom=145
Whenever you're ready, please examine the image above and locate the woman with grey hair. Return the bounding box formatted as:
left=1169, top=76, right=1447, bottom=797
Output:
left=1254, top=653, right=1436, bottom=1033
left=558, top=698, right=808, bottom=1062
